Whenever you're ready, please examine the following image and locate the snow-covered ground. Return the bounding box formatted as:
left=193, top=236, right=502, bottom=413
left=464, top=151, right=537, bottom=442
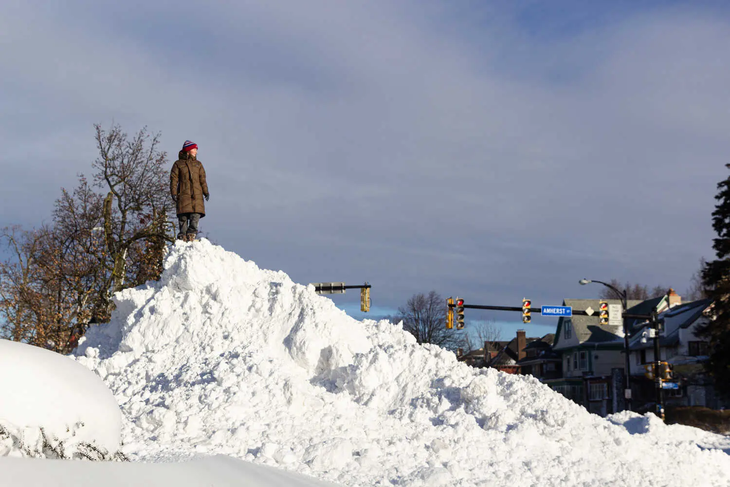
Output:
left=0, top=455, right=340, bottom=487
left=2, top=239, right=729, bottom=486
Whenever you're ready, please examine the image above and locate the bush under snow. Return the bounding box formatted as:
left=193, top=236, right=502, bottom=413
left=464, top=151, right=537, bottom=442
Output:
left=0, top=339, right=122, bottom=459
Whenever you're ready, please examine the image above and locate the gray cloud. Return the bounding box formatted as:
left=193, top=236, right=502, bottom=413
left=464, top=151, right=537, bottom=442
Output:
left=1, top=1, right=728, bottom=328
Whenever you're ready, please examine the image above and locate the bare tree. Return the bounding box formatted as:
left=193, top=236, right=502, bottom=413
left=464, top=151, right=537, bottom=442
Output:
left=598, top=279, right=670, bottom=301
left=685, top=258, right=709, bottom=301
left=0, top=226, right=44, bottom=343
left=0, top=179, right=111, bottom=351
left=462, top=319, right=502, bottom=353
left=49, top=177, right=111, bottom=322
left=395, top=291, right=462, bottom=349
left=93, top=123, right=175, bottom=312
left=0, top=124, right=176, bottom=351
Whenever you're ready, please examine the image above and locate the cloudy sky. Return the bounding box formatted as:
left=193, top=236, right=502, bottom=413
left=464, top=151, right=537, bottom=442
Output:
left=2, top=0, right=729, bottom=338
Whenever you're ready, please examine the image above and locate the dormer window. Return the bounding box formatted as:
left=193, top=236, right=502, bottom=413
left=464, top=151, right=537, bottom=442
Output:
left=564, top=319, right=573, bottom=339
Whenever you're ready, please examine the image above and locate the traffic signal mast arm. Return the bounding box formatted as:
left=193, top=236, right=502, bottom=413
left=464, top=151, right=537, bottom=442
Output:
left=446, top=302, right=652, bottom=320
left=312, top=282, right=372, bottom=294
left=312, top=282, right=372, bottom=312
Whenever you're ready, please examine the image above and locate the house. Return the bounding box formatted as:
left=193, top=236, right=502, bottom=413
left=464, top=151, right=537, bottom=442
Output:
left=516, top=334, right=562, bottom=380
left=456, top=347, right=484, bottom=368
left=627, top=297, right=726, bottom=409
left=486, top=330, right=546, bottom=375
left=457, top=330, right=551, bottom=376
left=546, top=298, right=642, bottom=416
left=456, top=340, right=510, bottom=368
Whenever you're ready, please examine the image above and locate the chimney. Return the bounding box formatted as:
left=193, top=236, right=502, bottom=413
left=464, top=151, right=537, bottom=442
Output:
left=516, top=330, right=526, bottom=361
left=668, top=288, right=682, bottom=308
left=484, top=341, right=489, bottom=361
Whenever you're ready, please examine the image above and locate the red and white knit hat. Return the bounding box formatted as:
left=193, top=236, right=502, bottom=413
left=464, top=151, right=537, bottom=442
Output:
left=182, top=140, right=198, bottom=152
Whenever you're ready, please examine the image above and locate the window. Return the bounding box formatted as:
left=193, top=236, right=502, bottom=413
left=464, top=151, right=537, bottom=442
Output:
left=571, top=384, right=584, bottom=400
left=579, top=351, right=588, bottom=370
left=688, top=341, right=709, bottom=356
left=564, top=319, right=573, bottom=339
left=565, top=356, right=571, bottom=372
left=589, top=383, right=608, bottom=400
left=573, top=352, right=578, bottom=370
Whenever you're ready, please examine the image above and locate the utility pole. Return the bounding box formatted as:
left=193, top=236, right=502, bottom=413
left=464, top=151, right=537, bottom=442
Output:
left=651, top=309, right=665, bottom=420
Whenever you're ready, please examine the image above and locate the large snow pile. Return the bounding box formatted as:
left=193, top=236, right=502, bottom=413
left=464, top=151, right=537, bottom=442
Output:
left=74, top=240, right=730, bottom=486
left=0, top=339, right=122, bottom=459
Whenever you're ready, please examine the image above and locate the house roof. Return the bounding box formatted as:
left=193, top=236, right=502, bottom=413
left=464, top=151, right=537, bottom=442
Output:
left=517, top=353, right=561, bottom=366
left=488, top=335, right=543, bottom=367
left=460, top=349, right=486, bottom=359
left=554, top=299, right=641, bottom=349
left=524, top=333, right=555, bottom=350
left=625, top=296, right=664, bottom=334
left=629, top=298, right=712, bottom=350
left=516, top=334, right=560, bottom=365
left=485, top=341, right=510, bottom=353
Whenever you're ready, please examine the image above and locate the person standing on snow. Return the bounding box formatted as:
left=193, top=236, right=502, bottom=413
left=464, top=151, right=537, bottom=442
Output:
left=170, top=140, right=209, bottom=241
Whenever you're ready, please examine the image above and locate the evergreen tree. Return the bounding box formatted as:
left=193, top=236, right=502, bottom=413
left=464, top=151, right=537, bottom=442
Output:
left=701, top=164, right=730, bottom=394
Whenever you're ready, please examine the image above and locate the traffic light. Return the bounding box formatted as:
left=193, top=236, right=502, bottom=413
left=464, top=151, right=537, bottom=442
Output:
left=455, top=298, right=465, bottom=330
left=522, top=298, right=531, bottom=324
left=658, top=361, right=673, bottom=380
left=599, top=300, right=609, bottom=325
left=360, top=287, right=371, bottom=313
left=446, top=298, right=454, bottom=329
left=643, top=363, right=655, bottom=380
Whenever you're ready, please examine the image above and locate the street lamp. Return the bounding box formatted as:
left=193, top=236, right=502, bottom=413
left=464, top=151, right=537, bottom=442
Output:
left=580, top=278, right=632, bottom=411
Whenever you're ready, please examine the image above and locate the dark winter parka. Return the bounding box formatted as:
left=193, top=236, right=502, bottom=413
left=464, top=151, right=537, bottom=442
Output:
left=170, top=151, right=209, bottom=217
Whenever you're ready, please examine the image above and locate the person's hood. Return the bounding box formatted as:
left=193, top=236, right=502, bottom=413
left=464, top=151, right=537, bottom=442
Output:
left=178, top=150, right=196, bottom=161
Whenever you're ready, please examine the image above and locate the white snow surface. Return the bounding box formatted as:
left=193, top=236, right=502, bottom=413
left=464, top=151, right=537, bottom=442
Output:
left=71, top=240, right=730, bottom=486
left=0, top=339, right=121, bottom=456
left=0, top=455, right=340, bottom=487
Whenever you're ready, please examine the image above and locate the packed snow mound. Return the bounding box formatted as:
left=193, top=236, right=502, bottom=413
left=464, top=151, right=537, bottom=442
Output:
left=0, top=454, right=340, bottom=487
left=0, top=340, right=122, bottom=458
left=75, top=240, right=730, bottom=486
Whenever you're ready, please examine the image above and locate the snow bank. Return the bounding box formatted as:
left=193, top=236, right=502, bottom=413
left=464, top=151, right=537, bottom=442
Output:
left=75, top=240, right=730, bottom=486
left=0, top=340, right=122, bottom=458
left=0, top=454, right=340, bottom=487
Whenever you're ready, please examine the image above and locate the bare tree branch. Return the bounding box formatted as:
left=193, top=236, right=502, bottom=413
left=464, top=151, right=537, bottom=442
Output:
left=395, top=291, right=463, bottom=350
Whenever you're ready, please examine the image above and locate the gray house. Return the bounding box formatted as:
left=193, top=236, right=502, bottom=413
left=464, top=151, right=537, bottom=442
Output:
left=546, top=298, right=641, bottom=416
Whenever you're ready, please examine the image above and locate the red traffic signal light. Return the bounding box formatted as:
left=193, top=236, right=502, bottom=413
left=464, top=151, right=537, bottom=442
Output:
left=522, top=298, right=531, bottom=324
left=455, top=298, right=465, bottom=329
left=599, top=300, right=609, bottom=325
